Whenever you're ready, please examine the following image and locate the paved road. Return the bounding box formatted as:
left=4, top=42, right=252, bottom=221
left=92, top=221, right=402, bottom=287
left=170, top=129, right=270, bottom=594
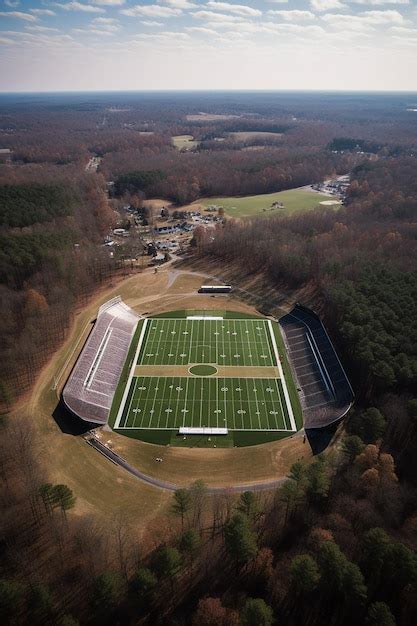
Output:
left=85, top=436, right=288, bottom=494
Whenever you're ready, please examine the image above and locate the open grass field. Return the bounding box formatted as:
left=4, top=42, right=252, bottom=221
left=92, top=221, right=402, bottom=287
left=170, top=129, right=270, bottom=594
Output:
left=172, top=134, right=199, bottom=150
left=111, top=314, right=300, bottom=444
left=200, top=188, right=333, bottom=218
left=229, top=131, right=283, bottom=141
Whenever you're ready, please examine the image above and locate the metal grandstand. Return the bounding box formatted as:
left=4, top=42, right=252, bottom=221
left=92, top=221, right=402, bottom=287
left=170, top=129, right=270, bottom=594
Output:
left=63, top=297, right=140, bottom=424
left=279, top=304, right=354, bottom=428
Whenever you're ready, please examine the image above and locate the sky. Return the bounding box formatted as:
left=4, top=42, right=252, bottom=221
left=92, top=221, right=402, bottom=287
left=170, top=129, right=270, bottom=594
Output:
left=1, top=0, right=417, bottom=91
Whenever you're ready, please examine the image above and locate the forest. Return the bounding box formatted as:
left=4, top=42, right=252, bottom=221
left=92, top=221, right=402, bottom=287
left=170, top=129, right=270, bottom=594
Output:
left=1, top=92, right=417, bottom=625
left=0, top=168, right=116, bottom=409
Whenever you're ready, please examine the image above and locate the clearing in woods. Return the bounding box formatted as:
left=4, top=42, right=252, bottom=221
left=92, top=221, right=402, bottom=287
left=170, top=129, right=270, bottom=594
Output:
left=200, top=188, right=333, bottom=218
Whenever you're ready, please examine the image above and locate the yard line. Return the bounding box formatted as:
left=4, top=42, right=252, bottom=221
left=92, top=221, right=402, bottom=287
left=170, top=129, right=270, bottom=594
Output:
left=165, top=376, right=176, bottom=428
left=157, top=377, right=171, bottom=428
left=214, top=321, right=219, bottom=365
left=138, top=375, right=154, bottom=428
left=223, top=377, right=228, bottom=430
left=245, top=320, right=254, bottom=367
left=252, top=378, right=262, bottom=429
left=199, top=377, right=204, bottom=427
left=221, top=320, right=226, bottom=367
left=241, top=376, right=249, bottom=429
left=216, top=376, right=219, bottom=428
left=124, top=376, right=138, bottom=428
left=153, top=319, right=167, bottom=366
left=231, top=377, right=237, bottom=430
left=181, top=376, right=190, bottom=428
left=259, top=378, right=271, bottom=429
left=202, top=318, right=206, bottom=363
left=244, top=378, right=253, bottom=429
left=151, top=377, right=163, bottom=428
left=187, top=318, right=194, bottom=365
left=250, top=319, right=261, bottom=366
left=132, top=378, right=143, bottom=428
left=275, top=377, right=286, bottom=430
left=167, top=319, right=179, bottom=364
left=263, top=320, right=275, bottom=367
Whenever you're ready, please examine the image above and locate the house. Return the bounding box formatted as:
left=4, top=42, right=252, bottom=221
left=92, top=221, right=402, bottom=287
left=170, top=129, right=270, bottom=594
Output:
left=0, top=148, right=11, bottom=163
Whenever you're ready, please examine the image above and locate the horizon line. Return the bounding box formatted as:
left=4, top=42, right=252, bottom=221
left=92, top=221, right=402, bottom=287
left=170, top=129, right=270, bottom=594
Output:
left=1, top=88, right=417, bottom=95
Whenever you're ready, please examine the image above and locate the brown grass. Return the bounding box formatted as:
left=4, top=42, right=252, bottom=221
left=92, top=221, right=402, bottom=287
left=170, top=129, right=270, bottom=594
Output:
left=134, top=365, right=280, bottom=378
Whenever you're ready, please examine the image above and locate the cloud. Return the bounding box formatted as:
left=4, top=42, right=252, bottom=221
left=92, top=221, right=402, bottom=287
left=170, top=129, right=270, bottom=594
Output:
left=90, top=0, right=125, bottom=5
left=192, top=10, right=245, bottom=22
left=206, top=2, right=262, bottom=17
left=321, top=9, right=406, bottom=30
left=53, top=2, right=105, bottom=12
left=4, top=0, right=20, bottom=7
left=134, top=30, right=190, bottom=41
left=268, top=10, right=315, bottom=21
left=92, top=16, right=119, bottom=23
left=26, top=25, right=60, bottom=32
left=141, top=20, right=164, bottom=25
left=310, top=0, right=346, bottom=11
left=351, top=0, right=409, bottom=4
left=91, top=16, right=120, bottom=30
left=185, top=25, right=218, bottom=33
left=389, top=25, right=417, bottom=35
left=160, top=0, right=198, bottom=8
left=121, top=4, right=182, bottom=17
left=30, top=9, right=56, bottom=16
left=73, top=27, right=115, bottom=35
left=0, top=11, right=37, bottom=21
left=0, top=35, right=14, bottom=43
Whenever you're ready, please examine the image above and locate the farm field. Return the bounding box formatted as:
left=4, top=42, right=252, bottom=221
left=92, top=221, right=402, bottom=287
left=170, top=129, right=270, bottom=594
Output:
left=111, top=314, right=301, bottom=445
left=200, top=188, right=333, bottom=218
left=229, top=131, right=283, bottom=141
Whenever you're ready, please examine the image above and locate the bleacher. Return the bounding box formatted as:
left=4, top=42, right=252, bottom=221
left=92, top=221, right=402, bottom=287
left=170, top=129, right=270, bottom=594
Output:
left=280, top=305, right=354, bottom=428
left=63, top=297, right=140, bottom=424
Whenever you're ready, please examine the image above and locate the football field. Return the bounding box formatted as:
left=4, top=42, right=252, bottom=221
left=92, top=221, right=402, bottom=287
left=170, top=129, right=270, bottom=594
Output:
left=113, top=316, right=297, bottom=434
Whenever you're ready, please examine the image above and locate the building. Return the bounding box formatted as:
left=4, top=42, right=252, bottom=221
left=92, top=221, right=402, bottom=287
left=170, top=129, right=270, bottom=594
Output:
left=0, top=148, right=12, bottom=163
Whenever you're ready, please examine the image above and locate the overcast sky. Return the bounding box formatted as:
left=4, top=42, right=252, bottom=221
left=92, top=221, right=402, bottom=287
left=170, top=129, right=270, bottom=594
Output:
left=1, top=0, right=417, bottom=91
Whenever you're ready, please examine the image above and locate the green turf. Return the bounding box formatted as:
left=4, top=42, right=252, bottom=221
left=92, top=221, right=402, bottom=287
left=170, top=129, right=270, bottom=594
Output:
left=117, top=375, right=291, bottom=431
left=271, top=323, right=303, bottom=431
left=139, top=317, right=275, bottom=367
left=200, top=188, right=335, bottom=218
left=111, top=312, right=302, bottom=447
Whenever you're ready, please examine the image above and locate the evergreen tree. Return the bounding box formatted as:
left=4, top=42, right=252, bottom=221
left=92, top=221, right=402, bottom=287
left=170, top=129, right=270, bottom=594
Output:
left=290, top=554, right=320, bottom=596
left=224, top=512, right=258, bottom=570
left=241, top=598, right=273, bottom=626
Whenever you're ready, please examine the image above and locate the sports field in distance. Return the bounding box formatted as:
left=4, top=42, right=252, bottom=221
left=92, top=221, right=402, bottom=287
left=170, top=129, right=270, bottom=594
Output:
left=111, top=313, right=301, bottom=445
left=200, top=188, right=333, bottom=218
left=171, top=135, right=199, bottom=150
